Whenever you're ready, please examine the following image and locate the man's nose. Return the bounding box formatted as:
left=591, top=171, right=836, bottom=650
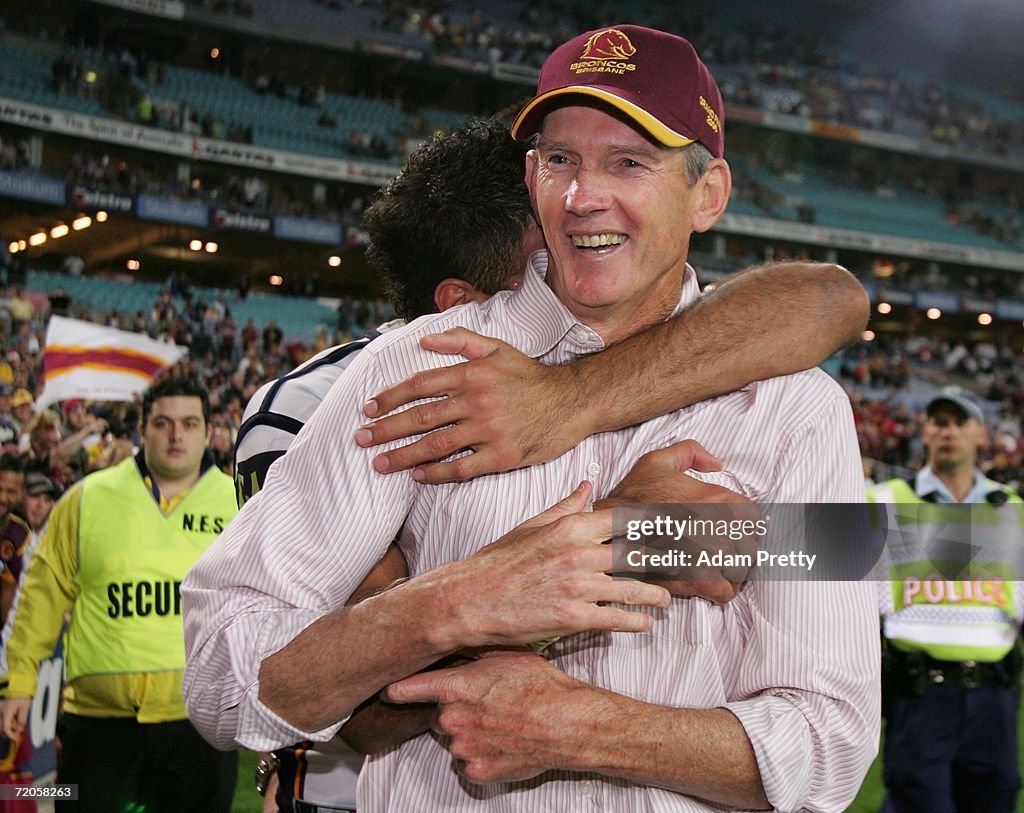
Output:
left=564, top=168, right=610, bottom=215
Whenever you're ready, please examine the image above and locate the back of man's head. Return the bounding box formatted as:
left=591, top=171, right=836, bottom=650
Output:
left=143, top=376, right=211, bottom=427
left=363, top=119, right=534, bottom=320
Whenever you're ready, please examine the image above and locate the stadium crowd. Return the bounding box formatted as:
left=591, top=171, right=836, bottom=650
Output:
left=0, top=269, right=1018, bottom=504
left=4, top=0, right=1023, bottom=167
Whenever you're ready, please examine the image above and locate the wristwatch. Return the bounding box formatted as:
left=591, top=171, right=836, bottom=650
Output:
left=254, top=753, right=280, bottom=797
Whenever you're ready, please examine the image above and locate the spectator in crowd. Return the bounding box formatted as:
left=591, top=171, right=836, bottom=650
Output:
left=9, top=391, right=33, bottom=436
left=20, top=472, right=60, bottom=538
left=0, top=388, right=17, bottom=455
left=0, top=454, right=27, bottom=624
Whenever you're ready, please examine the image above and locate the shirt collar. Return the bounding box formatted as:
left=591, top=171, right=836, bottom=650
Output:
left=135, top=448, right=215, bottom=505
left=497, top=250, right=701, bottom=358
left=915, top=466, right=1001, bottom=504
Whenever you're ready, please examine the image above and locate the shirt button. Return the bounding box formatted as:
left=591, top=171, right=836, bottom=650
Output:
left=587, top=462, right=602, bottom=478
left=579, top=779, right=595, bottom=797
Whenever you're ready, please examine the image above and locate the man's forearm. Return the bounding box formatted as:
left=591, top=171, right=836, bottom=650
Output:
left=566, top=688, right=769, bottom=810
left=575, top=262, right=868, bottom=435
left=258, top=570, right=460, bottom=734
left=387, top=651, right=770, bottom=809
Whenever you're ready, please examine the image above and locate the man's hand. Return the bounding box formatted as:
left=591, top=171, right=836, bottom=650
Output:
left=598, top=440, right=758, bottom=604
left=356, top=329, right=587, bottom=483
left=0, top=697, right=30, bottom=741
left=597, top=440, right=724, bottom=507
left=435, top=481, right=670, bottom=651
left=384, top=651, right=592, bottom=784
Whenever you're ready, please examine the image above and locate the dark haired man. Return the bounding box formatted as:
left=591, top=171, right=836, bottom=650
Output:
left=0, top=376, right=237, bottom=812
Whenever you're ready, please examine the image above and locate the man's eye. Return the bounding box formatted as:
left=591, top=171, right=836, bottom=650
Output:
left=620, top=159, right=643, bottom=170
left=546, top=154, right=570, bottom=165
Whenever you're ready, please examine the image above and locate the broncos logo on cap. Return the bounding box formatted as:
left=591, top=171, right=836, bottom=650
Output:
left=580, top=28, right=637, bottom=61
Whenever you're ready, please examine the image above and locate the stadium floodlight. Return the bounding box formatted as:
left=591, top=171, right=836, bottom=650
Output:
left=328, top=255, right=342, bottom=268
left=269, top=275, right=283, bottom=286
left=7, top=242, right=18, bottom=254
left=96, top=211, right=108, bottom=222
left=863, top=330, right=876, bottom=342
left=51, top=224, right=69, bottom=239
left=926, top=308, right=942, bottom=320
left=28, top=232, right=47, bottom=246
left=877, top=302, right=892, bottom=315
left=72, top=216, right=92, bottom=230
left=189, top=240, right=203, bottom=251
left=126, top=259, right=141, bottom=271
left=978, top=313, right=993, bottom=326
left=205, top=242, right=218, bottom=253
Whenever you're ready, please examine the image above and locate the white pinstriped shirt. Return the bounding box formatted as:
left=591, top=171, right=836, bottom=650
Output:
left=183, top=252, right=880, bottom=812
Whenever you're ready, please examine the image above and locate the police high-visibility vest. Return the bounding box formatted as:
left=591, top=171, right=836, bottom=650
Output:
left=871, top=477, right=1024, bottom=662
left=66, top=457, right=237, bottom=682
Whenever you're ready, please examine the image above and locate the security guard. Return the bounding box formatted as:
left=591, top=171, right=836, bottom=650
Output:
left=0, top=377, right=238, bottom=813
left=872, top=386, right=1024, bottom=813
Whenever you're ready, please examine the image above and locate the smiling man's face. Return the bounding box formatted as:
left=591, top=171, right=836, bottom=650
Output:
left=526, top=104, right=702, bottom=343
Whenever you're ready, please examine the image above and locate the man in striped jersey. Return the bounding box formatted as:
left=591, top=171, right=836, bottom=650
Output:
left=184, top=26, right=878, bottom=812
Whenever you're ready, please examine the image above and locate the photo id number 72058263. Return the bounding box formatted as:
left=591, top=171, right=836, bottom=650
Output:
left=0, top=784, right=78, bottom=799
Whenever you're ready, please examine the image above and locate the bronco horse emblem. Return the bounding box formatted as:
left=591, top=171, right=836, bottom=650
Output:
left=580, top=28, right=637, bottom=61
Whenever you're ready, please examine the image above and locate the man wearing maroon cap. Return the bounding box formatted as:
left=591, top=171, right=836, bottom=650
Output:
left=185, top=25, right=877, bottom=812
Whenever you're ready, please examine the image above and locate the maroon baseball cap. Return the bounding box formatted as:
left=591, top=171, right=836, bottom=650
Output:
left=511, top=24, right=724, bottom=158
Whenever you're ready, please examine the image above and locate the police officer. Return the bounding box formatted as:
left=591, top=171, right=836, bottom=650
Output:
left=0, top=376, right=238, bottom=812
left=872, top=386, right=1024, bottom=813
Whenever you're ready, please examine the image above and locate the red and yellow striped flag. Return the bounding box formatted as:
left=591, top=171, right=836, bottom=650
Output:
left=39, top=316, right=187, bottom=407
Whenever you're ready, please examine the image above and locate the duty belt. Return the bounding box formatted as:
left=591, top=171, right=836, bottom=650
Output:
left=884, top=645, right=1022, bottom=696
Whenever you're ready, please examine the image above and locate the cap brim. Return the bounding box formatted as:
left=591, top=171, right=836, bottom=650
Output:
left=511, top=86, right=696, bottom=147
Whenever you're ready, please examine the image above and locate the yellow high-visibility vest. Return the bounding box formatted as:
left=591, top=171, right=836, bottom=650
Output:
left=66, top=457, right=237, bottom=682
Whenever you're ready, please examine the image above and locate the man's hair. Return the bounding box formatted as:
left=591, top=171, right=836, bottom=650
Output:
left=142, top=376, right=211, bottom=426
left=0, top=453, right=22, bottom=475
left=683, top=143, right=714, bottom=185
left=363, top=119, right=535, bottom=320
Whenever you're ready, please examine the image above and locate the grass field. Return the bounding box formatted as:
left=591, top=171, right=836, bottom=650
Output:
left=230, top=718, right=1020, bottom=812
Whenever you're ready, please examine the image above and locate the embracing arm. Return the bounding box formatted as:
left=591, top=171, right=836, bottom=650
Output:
left=570, top=260, right=867, bottom=432
left=255, top=484, right=667, bottom=735
left=387, top=651, right=769, bottom=809
left=184, top=479, right=668, bottom=750
left=359, top=262, right=869, bottom=481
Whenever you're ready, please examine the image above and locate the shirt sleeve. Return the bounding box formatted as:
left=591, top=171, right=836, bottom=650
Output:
left=723, top=381, right=881, bottom=813
left=0, top=485, right=82, bottom=698
left=182, top=347, right=418, bottom=751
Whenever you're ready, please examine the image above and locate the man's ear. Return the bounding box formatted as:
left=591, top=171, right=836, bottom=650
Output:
left=433, top=279, right=487, bottom=312
left=525, top=149, right=540, bottom=219
left=690, top=159, right=732, bottom=234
